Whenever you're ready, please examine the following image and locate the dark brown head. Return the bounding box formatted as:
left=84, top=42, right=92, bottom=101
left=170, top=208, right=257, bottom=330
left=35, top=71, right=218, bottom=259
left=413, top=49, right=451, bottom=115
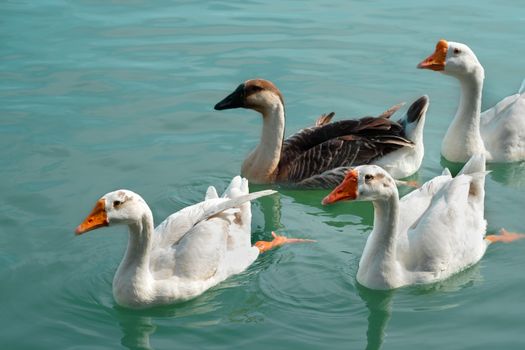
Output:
left=214, top=79, right=285, bottom=113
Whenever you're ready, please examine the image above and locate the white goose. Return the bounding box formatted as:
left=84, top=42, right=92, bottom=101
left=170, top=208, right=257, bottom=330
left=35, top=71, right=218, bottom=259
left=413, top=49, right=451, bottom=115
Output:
left=75, top=177, right=309, bottom=308
left=214, top=79, right=429, bottom=188
left=322, top=155, right=523, bottom=290
left=418, top=39, right=525, bottom=163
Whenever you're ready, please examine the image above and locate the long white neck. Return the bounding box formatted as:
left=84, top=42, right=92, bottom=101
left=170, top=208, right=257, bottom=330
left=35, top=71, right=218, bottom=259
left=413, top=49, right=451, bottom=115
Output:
left=113, top=207, right=155, bottom=304
left=122, top=215, right=154, bottom=273
left=241, top=103, right=285, bottom=183
left=357, top=194, right=401, bottom=289
left=442, top=69, right=486, bottom=162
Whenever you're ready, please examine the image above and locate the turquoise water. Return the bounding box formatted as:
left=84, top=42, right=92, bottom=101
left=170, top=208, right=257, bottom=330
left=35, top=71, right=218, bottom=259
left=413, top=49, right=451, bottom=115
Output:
left=1, top=1, right=525, bottom=349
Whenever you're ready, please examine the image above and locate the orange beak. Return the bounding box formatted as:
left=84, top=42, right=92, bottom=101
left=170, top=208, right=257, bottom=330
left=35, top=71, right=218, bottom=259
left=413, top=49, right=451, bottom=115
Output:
left=75, top=199, right=109, bottom=235
left=322, top=169, right=359, bottom=205
left=417, top=39, right=448, bottom=71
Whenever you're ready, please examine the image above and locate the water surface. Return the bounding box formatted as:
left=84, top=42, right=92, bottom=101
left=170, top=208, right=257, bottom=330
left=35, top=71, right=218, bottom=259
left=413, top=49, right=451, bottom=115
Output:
left=1, top=1, right=524, bottom=349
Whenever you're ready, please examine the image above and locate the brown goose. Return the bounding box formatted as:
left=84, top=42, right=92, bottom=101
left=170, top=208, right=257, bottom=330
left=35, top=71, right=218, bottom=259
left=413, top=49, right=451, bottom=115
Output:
left=214, top=79, right=429, bottom=188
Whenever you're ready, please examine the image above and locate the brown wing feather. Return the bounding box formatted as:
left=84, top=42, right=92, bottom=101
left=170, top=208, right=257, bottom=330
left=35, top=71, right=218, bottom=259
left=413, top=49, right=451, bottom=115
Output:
left=315, top=112, right=335, bottom=127
left=278, top=137, right=404, bottom=184
left=277, top=115, right=411, bottom=186
left=280, top=116, right=402, bottom=166
left=376, top=102, right=405, bottom=119
left=294, top=167, right=350, bottom=189
left=340, top=134, right=414, bottom=148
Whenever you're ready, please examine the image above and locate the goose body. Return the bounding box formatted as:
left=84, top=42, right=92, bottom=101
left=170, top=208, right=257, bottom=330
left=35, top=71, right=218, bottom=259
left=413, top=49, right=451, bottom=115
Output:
left=418, top=39, right=525, bottom=163
left=480, top=85, right=525, bottom=161
left=323, top=155, right=490, bottom=290
left=75, top=177, right=293, bottom=308
left=214, top=79, right=429, bottom=188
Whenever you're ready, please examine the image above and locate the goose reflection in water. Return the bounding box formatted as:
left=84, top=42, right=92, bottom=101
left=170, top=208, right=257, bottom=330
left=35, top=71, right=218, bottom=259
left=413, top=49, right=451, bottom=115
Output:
left=357, top=263, right=483, bottom=350
left=441, top=156, right=525, bottom=188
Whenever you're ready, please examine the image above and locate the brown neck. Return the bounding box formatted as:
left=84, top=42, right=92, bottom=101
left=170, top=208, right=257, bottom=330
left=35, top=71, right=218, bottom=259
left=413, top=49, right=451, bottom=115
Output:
left=241, top=103, right=285, bottom=184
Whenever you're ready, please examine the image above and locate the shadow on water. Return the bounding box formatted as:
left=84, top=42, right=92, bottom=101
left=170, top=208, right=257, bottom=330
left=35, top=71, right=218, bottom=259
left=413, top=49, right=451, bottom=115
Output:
left=441, top=156, right=525, bottom=188
left=439, top=157, right=467, bottom=176
left=486, top=161, right=525, bottom=188
left=114, top=305, right=186, bottom=350
left=357, top=285, right=395, bottom=350
left=117, top=311, right=156, bottom=350
left=256, top=187, right=284, bottom=233
left=356, top=263, right=482, bottom=350
left=113, top=293, right=220, bottom=350
left=409, top=262, right=483, bottom=295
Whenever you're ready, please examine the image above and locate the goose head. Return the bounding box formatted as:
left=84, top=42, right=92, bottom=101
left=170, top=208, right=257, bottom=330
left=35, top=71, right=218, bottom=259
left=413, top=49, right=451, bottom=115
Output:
left=417, top=39, right=484, bottom=78
left=399, top=95, right=429, bottom=142
left=322, top=165, right=397, bottom=205
left=214, top=79, right=285, bottom=114
left=75, top=190, right=149, bottom=235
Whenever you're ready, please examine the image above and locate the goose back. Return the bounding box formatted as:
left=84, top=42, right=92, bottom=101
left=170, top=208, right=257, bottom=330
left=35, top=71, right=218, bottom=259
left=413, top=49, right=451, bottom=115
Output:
left=276, top=116, right=412, bottom=186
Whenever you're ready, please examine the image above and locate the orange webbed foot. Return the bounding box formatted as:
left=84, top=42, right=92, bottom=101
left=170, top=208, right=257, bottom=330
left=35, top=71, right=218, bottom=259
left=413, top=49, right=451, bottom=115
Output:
left=394, top=179, right=420, bottom=188
left=254, top=231, right=315, bottom=253
left=404, top=180, right=420, bottom=188
left=486, top=228, right=525, bottom=243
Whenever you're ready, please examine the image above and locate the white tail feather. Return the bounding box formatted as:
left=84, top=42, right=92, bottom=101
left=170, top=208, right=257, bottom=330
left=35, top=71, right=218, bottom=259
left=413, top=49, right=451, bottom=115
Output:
left=223, top=175, right=243, bottom=198
left=442, top=168, right=452, bottom=176
left=205, top=186, right=219, bottom=200
left=458, top=154, right=486, bottom=176
left=200, top=190, right=277, bottom=224
left=519, top=78, right=525, bottom=94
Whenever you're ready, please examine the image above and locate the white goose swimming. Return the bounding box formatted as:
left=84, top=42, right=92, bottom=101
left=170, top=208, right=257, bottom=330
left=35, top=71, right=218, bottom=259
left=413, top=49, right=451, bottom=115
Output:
left=418, top=39, right=525, bottom=163
left=214, top=79, right=429, bottom=188
left=75, top=176, right=309, bottom=308
left=322, top=155, right=523, bottom=290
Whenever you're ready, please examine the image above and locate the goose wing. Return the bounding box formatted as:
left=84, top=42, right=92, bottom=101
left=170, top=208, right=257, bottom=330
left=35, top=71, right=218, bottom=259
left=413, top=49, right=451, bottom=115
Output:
left=401, top=174, right=486, bottom=275
left=153, top=190, right=276, bottom=248
left=277, top=116, right=412, bottom=185
left=313, top=102, right=404, bottom=127
left=149, top=189, right=275, bottom=278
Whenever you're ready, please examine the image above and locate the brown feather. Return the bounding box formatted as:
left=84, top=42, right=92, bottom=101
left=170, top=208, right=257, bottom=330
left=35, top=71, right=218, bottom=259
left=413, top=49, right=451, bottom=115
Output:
left=315, top=112, right=335, bottom=127
left=376, top=102, right=405, bottom=119
left=277, top=114, right=411, bottom=186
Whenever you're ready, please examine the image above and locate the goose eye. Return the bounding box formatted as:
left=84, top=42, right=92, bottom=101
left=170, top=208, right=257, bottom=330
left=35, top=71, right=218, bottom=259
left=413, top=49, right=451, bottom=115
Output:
left=365, top=174, right=374, bottom=181
left=453, top=48, right=461, bottom=54
left=113, top=200, right=122, bottom=207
